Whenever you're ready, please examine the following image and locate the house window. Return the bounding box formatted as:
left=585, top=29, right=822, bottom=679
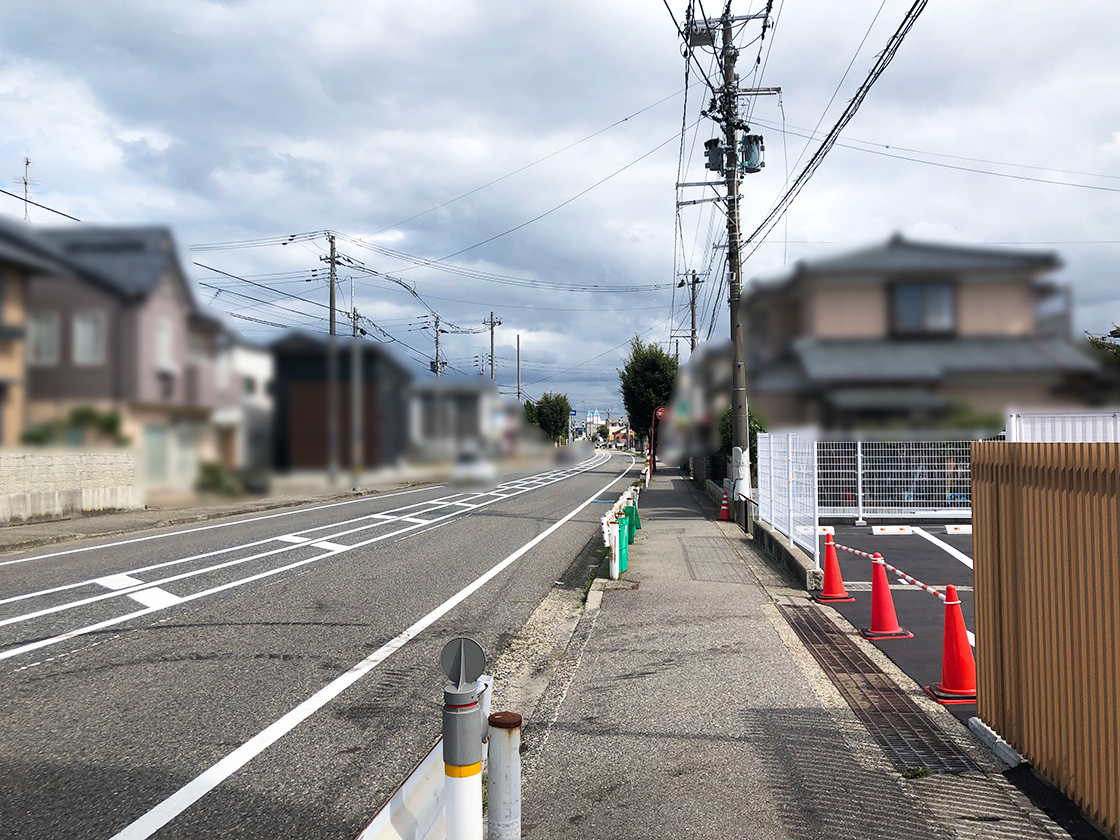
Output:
left=242, top=376, right=256, bottom=396
left=156, top=317, right=175, bottom=370
left=73, top=312, right=106, bottom=366
left=27, top=312, right=60, bottom=366
left=216, top=351, right=231, bottom=389
left=892, top=282, right=955, bottom=335
left=144, top=424, right=168, bottom=484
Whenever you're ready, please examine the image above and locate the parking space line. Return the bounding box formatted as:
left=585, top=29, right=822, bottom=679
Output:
left=912, top=527, right=974, bottom=569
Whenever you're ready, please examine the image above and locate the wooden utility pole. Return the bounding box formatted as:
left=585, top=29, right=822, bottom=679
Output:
left=485, top=311, right=501, bottom=381
left=516, top=334, right=521, bottom=402
left=327, top=233, right=338, bottom=486
left=690, top=270, right=700, bottom=352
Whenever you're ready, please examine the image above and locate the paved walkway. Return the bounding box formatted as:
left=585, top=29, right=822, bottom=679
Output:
left=519, top=471, right=1067, bottom=839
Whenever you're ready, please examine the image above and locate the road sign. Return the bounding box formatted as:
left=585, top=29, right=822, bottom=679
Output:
left=655, top=406, right=667, bottom=420
left=569, top=410, right=577, bottom=416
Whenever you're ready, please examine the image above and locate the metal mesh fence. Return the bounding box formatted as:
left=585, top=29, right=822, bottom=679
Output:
left=756, top=432, right=819, bottom=567
left=761, top=436, right=974, bottom=528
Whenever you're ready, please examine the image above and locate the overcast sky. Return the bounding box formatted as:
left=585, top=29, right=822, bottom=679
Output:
left=1, top=0, right=1117, bottom=415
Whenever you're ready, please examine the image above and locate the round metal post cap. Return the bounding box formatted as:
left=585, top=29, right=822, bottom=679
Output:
left=488, top=711, right=522, bottom=729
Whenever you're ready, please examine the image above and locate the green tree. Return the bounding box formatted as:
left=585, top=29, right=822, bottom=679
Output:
left=523, top=399, right=538, bottom=425
left=719, top=404, right=765, bottom=473
left=597, top=423, right=609, bottom=442
left=536, top=392, right=572, bottom=444
left=617, top=337, right=678, bottom=443
left=1086, top=327, right=1120, bottom=365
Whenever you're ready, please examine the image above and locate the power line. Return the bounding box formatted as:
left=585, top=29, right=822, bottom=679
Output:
left=0, top=186, right=81, bottom=221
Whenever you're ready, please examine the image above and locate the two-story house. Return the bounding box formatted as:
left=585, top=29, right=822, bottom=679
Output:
left=743, top=235, right=1105, bottom=429
left=21, top=224, right=240, bottom=493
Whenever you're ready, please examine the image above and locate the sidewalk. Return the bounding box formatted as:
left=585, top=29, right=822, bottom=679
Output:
left=519, top=471, right=1067, bottom=839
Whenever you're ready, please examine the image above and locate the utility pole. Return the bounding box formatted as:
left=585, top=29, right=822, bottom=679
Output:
left=690, top=270, right=700, bottom=352
left=351, top=303, right=363, bottom=490
left=722, top=6, right=750, bottom=504
left=485, top=311, right=502, bottom=381
left=516, top=334, right=521, bottom=402
left=434, top=314, right=442, bottom=377
left=327, top=233, right=339, bottom=486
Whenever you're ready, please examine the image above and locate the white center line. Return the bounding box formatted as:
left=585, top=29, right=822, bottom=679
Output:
left=107, top=453, right=633, bottom=840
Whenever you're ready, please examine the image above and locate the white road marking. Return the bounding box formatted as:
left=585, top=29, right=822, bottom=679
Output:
left=106, top=454, right=635, bottom=840
left=967, top=630, right=976, bottom=648
left=310, top=542, right=348, bottom=552
left=95, top=574, right=145, bottom=590
left=0, top=455, right=614, bottom=660
left=912, top=527, right=974, bottom=570
left=0, top=484, right=444, bottom=568
left=127, top=588, right=183, bottom=610
left=274, top=535, right=311, bottom=544
left=0, top=460, right=603, bottom=612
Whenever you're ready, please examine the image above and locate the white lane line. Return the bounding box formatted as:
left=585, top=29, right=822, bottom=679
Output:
left=0, top=484, right=444, bottom=568
left=95, top=574, right=145, bottom=590
left=0, top=459, right=605, bottom=610
left=106, top=454, right=635, bottom=840
left=128, top=588, right=183, bottom=610
left=912, top=527, right=974, bottom=570
left=274, top=535, right=310, bottom=544
left=310, top=542, right=348, bottom=552
left=967, top=630, right=976, bottom=648
left=0, top=454, right=614, bottom=659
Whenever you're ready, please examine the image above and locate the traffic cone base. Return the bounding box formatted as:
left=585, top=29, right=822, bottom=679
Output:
left=860, top=626, right=915, bottom=640
left=815, top=534, right=854, bottom=602
left=718, top=490, right=731, bottom=521
left=923, top=684, right=976, bottom=705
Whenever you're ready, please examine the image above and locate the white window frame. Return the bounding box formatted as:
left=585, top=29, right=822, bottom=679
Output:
left=73, top=311, right=106, bottom=366
left=27, top=312, right=60, bottom=366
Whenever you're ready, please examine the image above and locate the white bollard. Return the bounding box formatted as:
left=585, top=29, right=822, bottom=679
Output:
left=487, top=712, right=522, bottom=839
left=608, top=519, right=620, bottom=580
left=446, top=771, right=483, bottom=840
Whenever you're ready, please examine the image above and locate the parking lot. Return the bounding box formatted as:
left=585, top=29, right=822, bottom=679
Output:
left=817, top=523, right=977, bottom=723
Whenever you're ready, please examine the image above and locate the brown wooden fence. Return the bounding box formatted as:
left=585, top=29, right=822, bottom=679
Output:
left=972, top=442, right=1120, bottom=838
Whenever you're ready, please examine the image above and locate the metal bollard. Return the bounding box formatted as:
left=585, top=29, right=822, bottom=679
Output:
left=608, top=519, right=620, bottom=580
left=487, top=712, right=522, bottom=839
left=441, top=638, right=486, bottom=840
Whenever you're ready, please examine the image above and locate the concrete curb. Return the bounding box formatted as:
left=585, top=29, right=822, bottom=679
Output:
left=0, top=482, right=437, bottom=555
left=968, top=716, right=1024, bottom=767
left=751, top=517, right=823, bottom=591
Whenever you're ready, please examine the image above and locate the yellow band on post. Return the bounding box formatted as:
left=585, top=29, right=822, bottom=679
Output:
left=445, top=762, right=482, bottom=778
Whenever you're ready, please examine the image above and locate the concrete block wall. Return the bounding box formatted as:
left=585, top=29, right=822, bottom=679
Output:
left=0, top=450, right=141, bottom=525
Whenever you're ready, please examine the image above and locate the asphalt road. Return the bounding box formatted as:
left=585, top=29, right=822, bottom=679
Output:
left=0, top=451, right=637, bottom=840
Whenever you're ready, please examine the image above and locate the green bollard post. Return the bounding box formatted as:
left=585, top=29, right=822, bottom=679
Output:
left=617, top=513, right=629, bottom=572
left=625, top=504, right=636, bottom=544
left=630, top=500, right=641, bottom=530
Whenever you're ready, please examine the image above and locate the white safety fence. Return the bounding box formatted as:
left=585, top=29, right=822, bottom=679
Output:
left=817, top=439, right=972, bottom=521
left=756, top=432, right=820, bottom=566
left=1005, top=411, right=1120, bottom=442
left=757, top=435, right=977, bottom=555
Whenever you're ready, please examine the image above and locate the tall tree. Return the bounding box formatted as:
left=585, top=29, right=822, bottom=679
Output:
left=618, top=337, right=678, bottom=443
left=536, top=392, right=572, bottom=444
left=523, top=399, right=538, bottom=426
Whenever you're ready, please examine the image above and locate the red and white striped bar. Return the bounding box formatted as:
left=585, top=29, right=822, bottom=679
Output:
left=833, top=540, right=947, bottom=601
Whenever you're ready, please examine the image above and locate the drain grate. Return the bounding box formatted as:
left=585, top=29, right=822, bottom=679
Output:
left=779, top=603, right=979, bottom=775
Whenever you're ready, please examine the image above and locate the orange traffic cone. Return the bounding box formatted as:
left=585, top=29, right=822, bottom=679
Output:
left=814, top=533, right=854, bottom=602
left=718, top=490, right=731, bottom=521
left=925, top=584, right=977, bottom=704
left=860, top=553, right=913, bottom=639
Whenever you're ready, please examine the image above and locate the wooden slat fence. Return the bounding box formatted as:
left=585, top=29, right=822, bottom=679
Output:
left=972, top=442, right=1120, bottom=838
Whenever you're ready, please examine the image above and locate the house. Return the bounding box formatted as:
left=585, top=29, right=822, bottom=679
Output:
left=212, top=338, right=274, bottom=479
left=270, top=331, right=411, bottom=472
left=0, top=222, right=76, bottom=447
left=410, top=379, right=506, bottom=461
left=742, top=235, right=1107, bottom=429
left=18, top=222, right=239, bottom=492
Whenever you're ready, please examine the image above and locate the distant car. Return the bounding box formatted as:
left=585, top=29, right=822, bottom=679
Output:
left=452, top=450, right=497, bottom=485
